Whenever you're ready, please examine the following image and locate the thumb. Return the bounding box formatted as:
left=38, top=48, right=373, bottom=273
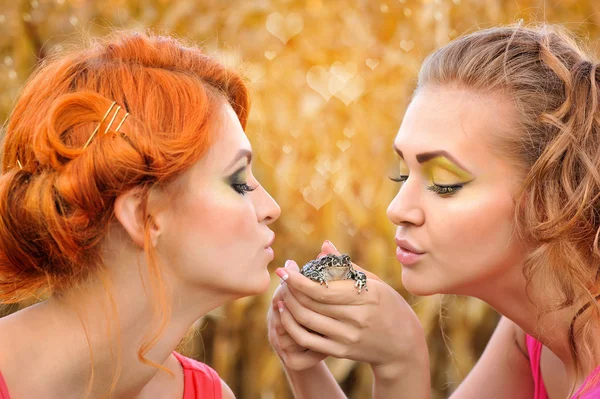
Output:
left=320, top=240, right=341, bottom=256
left=284, top=259, right=300, bottom=272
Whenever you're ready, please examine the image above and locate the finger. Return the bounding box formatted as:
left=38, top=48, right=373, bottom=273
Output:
left=321, top=240, right=341, bottom=256
left=268, top=310, right=304, bottom=355
left=269, top=304, right=287, bottom=336
left=281, top=287, right=359, bottom=342
left=272, top=282, right=285, bottom=302
left=275, top=263, right=371, bottom=305
left=272, top=307, right=325, bottom=358
left=282, top=350, right=327, bottom=371
left=284, top=284, right=373, bottom=323
left=285, top=259, right=300, bottom=272
left=279, top=302, right=350, bottom=359
left=277, top=330, right=309, bottom=353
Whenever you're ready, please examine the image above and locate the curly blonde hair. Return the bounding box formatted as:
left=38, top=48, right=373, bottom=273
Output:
left=418, top=23, right=600, bottom=395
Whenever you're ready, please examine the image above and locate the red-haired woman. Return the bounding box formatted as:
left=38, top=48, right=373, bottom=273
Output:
left=269, top=24, right=600, bottom=399
left=0, top=31, right=280, bottom=398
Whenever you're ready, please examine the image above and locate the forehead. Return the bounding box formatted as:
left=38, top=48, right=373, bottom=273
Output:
left=199, top=103, right=251, bottom=169
left=394, top=87, right=515, bottom=167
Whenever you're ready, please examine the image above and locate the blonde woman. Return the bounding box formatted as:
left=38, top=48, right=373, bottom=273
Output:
left=269, top=24, right=600, bottom=399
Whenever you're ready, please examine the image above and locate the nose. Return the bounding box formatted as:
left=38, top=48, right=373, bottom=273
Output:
left=255, top=184, right=281, bottom=225
left=386, top=178, right=425, bottom=227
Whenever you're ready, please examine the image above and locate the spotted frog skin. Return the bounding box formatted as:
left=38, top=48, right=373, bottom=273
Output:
left=300, top=254, right=368, bottom=293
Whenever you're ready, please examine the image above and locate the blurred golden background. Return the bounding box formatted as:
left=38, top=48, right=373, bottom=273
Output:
left=1, top=0, right=600, bottom=398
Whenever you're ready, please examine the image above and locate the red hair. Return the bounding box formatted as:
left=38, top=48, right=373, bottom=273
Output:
left=0, top=30, right=249, bottom=395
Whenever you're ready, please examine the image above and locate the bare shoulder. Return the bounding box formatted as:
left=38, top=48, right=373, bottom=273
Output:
left=221, top=379, right=236, bottom=399
left=449, top=316, right=534, bottom=399
left=0, top=309, right=27, bottom=363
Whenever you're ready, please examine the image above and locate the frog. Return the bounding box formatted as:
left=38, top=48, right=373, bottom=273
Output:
left=300, top=253, right=368, bottom=293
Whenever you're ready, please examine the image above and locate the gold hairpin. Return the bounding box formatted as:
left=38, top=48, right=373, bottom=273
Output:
left=16, top=159, right=22, bottom=170
left=83, top=101, right=129, bottom=149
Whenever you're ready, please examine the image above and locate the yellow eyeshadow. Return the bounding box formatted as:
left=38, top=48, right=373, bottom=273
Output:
left=422, top=157, right=474, bottom=184
left=398, top=160, right=410, bottom=175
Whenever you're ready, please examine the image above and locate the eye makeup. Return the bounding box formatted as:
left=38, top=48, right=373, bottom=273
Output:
left=422, top=156, right=474, bottom=195
left=421, top=156, right=474, bottom=183
left=389, top=147, right=475, bottom=196
left=388, top=157, right=410, bottom=183
left=228, top=166, right=256, bottom=196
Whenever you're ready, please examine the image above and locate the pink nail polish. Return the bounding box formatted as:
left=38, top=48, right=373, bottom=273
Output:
left=275, top=268, right=289, bottom=281
left=277, top=301, right=284, bottom=313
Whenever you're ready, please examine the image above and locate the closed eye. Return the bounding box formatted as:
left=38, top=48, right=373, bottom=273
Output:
left=389, top=175, right=408, bottom=183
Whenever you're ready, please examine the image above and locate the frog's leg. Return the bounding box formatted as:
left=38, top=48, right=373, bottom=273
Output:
left=307, top=270, right=329, bottom=287
left=350, top=270, right=368, bottom=293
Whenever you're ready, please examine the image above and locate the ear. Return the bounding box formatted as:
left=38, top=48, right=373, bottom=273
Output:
left=114, top=188, right=161, bottom=248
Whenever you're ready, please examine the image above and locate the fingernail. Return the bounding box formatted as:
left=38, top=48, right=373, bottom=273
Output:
left=284, top=260, right=292, bottom=268
left=287, top=260, right=300, bottom=272
left=325, top=240, right=338, bottom=251
left=317, top=252, right=327, bottom=259
left=277, top=301, right=284, bottom=313
left=275, top=268, right=289, bottom=282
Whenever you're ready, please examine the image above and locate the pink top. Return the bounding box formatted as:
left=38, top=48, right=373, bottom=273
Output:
left=526, top=334, right=600, bottom=399
left=173, top=351, right=222, bottom=399
left=0, top=367, right=7, bottom=399
left=0, top=351, right=222, bottom=399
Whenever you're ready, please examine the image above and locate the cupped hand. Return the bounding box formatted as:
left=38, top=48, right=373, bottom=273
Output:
left=267, top=259, right=327, bottom=371
left=275, top=241, right=429, bottom=380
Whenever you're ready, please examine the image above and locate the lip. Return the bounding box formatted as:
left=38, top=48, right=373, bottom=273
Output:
left=265, top=233, right=276, bottom=249
left=394, top=237, right=425, bottom=266
left=265, top=247, right=275, bottom=260
left=394, top=238, right=424, bottom=254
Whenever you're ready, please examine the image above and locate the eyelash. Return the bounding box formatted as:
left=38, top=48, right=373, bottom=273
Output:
left=388, top=175, right=464, bottom=196
left=388, top=175, right=408, bottom=183
left=232, top=183, right=257, bottom=196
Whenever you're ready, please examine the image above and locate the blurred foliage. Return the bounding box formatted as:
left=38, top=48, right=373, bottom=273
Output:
left=1, top=0, right=600, bottom=398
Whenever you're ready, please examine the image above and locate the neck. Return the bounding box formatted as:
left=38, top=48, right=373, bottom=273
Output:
left=470, top=264, right=600, bottom=390
left=2, top=253, right=235, bottom=398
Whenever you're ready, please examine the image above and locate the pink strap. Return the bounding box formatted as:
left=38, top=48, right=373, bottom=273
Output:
left=0, top=369, right=10, bottom=399
left=526, top=334, right=549, bottom=399
left=172, top=351, right=222, bottom=399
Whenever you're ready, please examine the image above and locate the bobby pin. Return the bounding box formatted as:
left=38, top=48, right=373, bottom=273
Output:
left=83, top=101, right=129, bottom=149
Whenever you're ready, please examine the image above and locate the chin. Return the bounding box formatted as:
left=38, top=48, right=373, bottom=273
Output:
left=235, top=269, right=271, bottom=297
left=402, top=270, right=474, bottom=297
left=401, top=268, right=445, bottom=297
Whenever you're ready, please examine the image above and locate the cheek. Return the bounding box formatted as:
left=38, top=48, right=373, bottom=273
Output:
left=184, top=189, right=255, bottom=248
left=428, top=189, right=520, bottom=275
left=161, top=186, right=257, bottom=272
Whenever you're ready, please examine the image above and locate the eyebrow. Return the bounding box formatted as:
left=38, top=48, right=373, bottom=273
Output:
left=225, top=149, right=252, bottom=171
left=392, top=144, right=472, bottom=174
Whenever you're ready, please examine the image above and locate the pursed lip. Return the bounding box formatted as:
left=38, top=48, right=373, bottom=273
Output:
left=265, top=233, right=276, bottom=248
left=394, top=237, right=425, bottom=254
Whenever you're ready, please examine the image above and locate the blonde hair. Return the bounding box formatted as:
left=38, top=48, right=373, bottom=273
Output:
left=418, top=23, right=600, bottom=395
